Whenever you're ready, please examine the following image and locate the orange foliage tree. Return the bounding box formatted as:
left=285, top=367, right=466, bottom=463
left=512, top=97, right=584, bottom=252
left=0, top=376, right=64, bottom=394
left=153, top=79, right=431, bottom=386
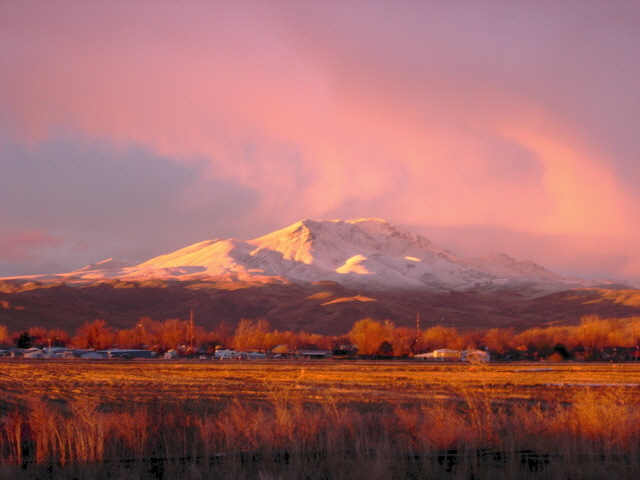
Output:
left=483, top=327, right=516, bottom=355
left=348, top=318, right=395, bottom=355
left=72, top=319, right=115, bottom=350
left=154, top=318, right=206, bottom=351
left=232, top=319, right=271, bottom=352
left=0, top=324, right=8, bottom=345
left=390, top=326, right=418, bottom=356
left=420, top=326, right=465, bottom=351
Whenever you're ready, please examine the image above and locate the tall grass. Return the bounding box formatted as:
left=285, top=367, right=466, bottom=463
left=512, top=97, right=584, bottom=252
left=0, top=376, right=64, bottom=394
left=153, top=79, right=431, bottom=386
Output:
left=1, top=385, right=639, bottom=479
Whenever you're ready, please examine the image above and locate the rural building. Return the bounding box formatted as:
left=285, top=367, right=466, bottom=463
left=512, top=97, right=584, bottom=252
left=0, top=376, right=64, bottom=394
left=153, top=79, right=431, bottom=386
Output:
left=44, top=347, right=74, bottom=358
left=415, top=349, right=461, bottom=362
left=214, top=349, right=245, bottom=359
left=80, top=351, right=106, bottom=359
left=104, top=349, right=155, bottom=359
left=296, top=349, right=333, bottom=359
left=23, top=349, right=45, bottom=359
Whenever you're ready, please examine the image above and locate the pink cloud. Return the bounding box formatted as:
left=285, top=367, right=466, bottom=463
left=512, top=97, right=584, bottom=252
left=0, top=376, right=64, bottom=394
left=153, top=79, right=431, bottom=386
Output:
left=0, top=230, right=60, bottom=261
left=2, top=1, right=639, bottom=281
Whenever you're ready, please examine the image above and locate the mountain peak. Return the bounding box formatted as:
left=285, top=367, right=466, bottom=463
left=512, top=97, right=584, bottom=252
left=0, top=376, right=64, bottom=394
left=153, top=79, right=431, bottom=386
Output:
left=345, top=217, right=390, bottom=226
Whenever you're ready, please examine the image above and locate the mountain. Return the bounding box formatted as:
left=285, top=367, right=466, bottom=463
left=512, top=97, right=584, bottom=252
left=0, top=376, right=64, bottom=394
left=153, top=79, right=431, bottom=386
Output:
left=2, top=218, right=639, bottom=335
left=2, top=278, right=639, bottom=336
left=5, top=218, right=587, bottom=293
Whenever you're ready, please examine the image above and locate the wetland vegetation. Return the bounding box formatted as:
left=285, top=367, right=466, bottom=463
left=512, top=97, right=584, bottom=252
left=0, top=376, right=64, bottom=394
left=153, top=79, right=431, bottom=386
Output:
left=0, top=360, right=639, bottom=479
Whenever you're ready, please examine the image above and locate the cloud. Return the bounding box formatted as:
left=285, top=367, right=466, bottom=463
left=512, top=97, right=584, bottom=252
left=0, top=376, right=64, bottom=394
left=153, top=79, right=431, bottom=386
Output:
left=0, top=136, right=261, bottom=274
left=1, top=1, right=639, bottom=280
left=407, top=223, right=639, bottom=282
left=0, top=230, right=60, bottom=261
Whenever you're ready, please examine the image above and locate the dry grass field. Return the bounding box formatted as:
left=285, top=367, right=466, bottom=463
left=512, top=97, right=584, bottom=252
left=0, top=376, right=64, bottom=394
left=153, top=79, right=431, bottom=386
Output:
left=1, top=359, right=639, bottom=479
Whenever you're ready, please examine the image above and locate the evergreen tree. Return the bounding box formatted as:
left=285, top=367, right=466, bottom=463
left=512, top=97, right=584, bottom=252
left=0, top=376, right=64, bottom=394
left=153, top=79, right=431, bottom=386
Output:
left=16, top=331, right=32, bottom=349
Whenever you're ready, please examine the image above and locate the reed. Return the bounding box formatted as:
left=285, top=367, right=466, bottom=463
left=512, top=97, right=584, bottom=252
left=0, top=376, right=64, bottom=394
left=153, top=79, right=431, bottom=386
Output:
left=1, top=388, right=639, bottom=479
left=1, top=361, right=639, bottom=478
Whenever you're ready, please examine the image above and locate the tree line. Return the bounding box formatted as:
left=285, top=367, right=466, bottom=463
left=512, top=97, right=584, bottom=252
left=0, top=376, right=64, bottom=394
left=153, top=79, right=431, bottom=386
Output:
left=1, top=314, right=639, bottom=360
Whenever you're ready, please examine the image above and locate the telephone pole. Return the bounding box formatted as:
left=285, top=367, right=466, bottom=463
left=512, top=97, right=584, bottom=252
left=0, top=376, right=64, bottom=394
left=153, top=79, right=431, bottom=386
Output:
left=412, top=312, right=422, bottom=355
left=189, top=309, right=195, bottom=354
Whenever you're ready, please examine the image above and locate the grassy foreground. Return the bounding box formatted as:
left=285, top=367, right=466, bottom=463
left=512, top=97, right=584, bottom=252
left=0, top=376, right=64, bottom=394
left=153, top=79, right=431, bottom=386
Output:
left=0, top=360, right=639, bottom=479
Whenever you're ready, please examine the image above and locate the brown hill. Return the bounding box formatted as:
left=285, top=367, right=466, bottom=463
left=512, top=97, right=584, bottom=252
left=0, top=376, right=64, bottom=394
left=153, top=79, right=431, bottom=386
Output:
left=2, top=280, right=640, bottom=336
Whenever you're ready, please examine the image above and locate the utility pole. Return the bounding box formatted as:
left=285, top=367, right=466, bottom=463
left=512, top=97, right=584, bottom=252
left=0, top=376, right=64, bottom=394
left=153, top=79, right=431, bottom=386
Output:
left=412, top=312, right=422, bottom=355
left=137, top=321, right=143, bottom=350
left=189, top=309, right=195, bottom=354
left=633, top=317, right=639, bottom=361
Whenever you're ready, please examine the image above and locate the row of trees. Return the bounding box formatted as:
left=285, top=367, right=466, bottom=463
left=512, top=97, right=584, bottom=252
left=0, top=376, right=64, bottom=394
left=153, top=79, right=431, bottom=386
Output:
left=349, top=315, right=640, bottom=359
left=1, top=314, right=639, bottom=359
left=0, top=318, right=332, bottom=354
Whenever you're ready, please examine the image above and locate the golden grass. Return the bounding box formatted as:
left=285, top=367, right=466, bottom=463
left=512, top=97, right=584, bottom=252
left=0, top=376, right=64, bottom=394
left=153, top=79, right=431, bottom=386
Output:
left=0, top=360, right=639, bottom=479
left=3, top=360, right=639, bottom=408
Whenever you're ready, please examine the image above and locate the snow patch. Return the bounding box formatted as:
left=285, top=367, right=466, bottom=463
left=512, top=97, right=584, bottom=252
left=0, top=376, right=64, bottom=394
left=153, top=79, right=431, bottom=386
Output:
left=322, top=295, right=377, bottom=305
left=336, top=255, right=371, bottom=275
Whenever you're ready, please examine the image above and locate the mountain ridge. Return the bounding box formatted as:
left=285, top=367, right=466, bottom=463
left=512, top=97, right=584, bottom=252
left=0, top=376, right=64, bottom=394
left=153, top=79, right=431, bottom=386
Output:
left=2, top=218, right=590, bottom=294
left=1, top=278, right=639, bottom=336
left=3, top=219, right=640, bottom=335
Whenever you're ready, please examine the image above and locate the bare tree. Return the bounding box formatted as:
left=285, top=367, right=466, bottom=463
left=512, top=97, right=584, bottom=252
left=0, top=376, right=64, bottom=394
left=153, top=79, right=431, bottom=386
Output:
left=232, top=319, right=271, bottom=351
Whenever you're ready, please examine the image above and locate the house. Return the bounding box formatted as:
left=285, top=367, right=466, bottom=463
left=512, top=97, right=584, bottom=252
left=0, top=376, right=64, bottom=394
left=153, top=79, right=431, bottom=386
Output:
left=214, top=349, right=246, bottom=360
left=80, top=351, right=106, bottom=359
left=44, top=347, right=73, bottom=358
left=334, top=344, right=358, bottom=356
left=415, top=349, right=461, bottom=362
left=297, top=349, right=333, bottom=360
left=104, top=349, right=155, bottom=359
left=23, top=349, right=45, bottom=359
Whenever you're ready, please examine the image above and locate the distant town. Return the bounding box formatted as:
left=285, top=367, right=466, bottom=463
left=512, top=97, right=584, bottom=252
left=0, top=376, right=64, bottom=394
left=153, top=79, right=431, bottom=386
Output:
left=2, top=315, right=639, bottom=362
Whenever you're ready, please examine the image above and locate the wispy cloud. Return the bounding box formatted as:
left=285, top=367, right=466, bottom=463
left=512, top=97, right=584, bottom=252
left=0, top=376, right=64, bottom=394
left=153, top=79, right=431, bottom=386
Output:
left=0, top=230, right=60, bottom=261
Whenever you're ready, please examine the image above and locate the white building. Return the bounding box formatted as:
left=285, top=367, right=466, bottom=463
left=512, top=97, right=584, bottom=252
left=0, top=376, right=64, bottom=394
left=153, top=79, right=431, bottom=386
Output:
left=415, top=349, right=461, bottom=362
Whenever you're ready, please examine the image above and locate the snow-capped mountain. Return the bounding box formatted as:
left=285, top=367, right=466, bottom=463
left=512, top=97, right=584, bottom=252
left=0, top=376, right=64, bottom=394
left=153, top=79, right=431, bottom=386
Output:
left=24, top=218, right=588, bottom=293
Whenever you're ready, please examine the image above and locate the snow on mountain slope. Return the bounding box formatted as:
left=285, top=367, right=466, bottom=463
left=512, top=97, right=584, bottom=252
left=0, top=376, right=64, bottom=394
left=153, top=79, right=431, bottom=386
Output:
left=133, top=239, right=247, bottom=275
left=72, top=258, right=135, bottom=272
left=460, top=254, right=572, bottom=281
left=238, top=218, right=484, bottom=289
left=2, top=218, right=590, bottom=292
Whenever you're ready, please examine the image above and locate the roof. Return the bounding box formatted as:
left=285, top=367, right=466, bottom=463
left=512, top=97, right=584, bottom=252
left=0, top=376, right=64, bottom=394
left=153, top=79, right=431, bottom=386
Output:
left=298, top=350, right=332, bottom=356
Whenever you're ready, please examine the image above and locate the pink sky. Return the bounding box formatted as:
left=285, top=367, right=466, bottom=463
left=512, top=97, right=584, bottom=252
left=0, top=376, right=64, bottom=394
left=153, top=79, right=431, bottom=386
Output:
left=1, top=1, right=640, bottom=283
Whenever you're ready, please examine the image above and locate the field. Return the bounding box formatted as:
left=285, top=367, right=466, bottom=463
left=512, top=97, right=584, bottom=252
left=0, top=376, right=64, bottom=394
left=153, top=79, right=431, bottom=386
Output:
left=1, top=360, right=639, bottom=479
